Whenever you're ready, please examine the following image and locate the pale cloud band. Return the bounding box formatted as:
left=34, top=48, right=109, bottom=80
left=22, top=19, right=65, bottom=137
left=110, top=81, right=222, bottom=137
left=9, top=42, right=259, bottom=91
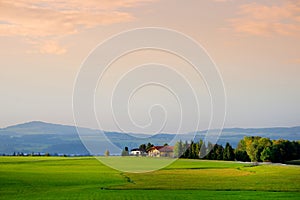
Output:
left=0, top=0, right=154, bottom=54
left=1, top=0, right=300, bottom=54
left=229, top=1, right=300, bottom=37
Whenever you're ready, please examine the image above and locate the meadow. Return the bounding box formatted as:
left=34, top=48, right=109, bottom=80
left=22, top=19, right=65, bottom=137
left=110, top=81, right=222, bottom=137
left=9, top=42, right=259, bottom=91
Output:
left=0, top=156, right=299, bottom=199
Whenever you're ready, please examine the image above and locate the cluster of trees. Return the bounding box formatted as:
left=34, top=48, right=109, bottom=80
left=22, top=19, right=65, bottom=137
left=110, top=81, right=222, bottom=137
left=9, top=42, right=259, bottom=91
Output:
left=174, top=137, right=300, bottom=163
left=174, top=140, right=235, bottom=161
left=139, top=143, right=155, bottom=151
left=235, top=137, right=300, bottom=163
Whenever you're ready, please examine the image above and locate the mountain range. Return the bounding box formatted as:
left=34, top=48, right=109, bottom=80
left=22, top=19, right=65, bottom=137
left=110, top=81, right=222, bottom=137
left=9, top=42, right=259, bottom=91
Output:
left=0, top=121, right=299, bottom=155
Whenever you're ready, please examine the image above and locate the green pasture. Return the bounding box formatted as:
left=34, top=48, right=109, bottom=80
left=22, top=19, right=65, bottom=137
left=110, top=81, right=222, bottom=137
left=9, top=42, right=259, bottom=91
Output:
left=0, top=157, right=299, bottom=199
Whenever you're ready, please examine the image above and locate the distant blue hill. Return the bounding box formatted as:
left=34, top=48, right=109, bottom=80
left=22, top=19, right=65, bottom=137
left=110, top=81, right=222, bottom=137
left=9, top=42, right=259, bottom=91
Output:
left=0, top=121, right=299, bottom=155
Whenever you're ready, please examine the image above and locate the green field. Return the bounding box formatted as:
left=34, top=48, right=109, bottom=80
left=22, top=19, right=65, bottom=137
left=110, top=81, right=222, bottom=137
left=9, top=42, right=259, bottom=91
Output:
left=0, top=157, right=299, bottom=199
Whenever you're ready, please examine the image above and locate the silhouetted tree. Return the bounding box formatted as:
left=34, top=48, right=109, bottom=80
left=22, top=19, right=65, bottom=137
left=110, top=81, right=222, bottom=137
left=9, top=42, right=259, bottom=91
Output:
left=139, top=144, right=146, bottom=151
left=216, top=145, right=224, bottom=160
left=182, top=141, right=190, bottom=158
left=121, top=146, right=129, bottom=156
left=223, top=142, right=235, bottom=161
left=104, top=150, right=110, bottom=157
left=146, top=143, right=154, bottom=151
left=205, top=142, right=214, bottom=160
left=199, top=140, right=207, bottom=158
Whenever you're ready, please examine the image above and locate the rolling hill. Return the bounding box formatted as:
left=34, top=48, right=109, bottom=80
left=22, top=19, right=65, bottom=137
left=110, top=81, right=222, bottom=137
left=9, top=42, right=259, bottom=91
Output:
left=0, top=121, right=299, bottom=155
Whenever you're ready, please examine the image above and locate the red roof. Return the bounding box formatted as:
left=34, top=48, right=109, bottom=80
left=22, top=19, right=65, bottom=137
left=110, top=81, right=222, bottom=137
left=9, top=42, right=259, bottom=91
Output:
left=148, top=146, right=174, bottom=152
left=159, top=146, right=174, bottom=152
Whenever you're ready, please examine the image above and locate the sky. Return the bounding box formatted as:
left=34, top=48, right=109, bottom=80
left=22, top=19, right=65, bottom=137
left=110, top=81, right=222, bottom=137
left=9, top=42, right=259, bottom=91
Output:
left=0, top=0, right=300, bottom=133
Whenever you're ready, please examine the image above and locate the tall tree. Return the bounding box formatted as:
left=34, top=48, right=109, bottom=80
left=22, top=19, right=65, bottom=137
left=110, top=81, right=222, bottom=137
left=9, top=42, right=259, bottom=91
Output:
left=188, top=141, right=195, bottom=159
left=223, top=142, right=235, bottom=161
left=182, top=141, right=190, bottom=158
left=215, top=144, right=224, bottom=160
left=205, top=142, right=214, bottom=160
left=199, top=140, right=207, bottom=158
left=189, top=141, right=199, bottom=159
left=139, top=144, right=146, bottom=151
left=174, top=140, right=183, bottom=158
left=146, top=143, right=154, bottom=151
left=121, top=146, right=129, bottom=156
left=235, top=138, right=250, bottom=162
left=244, top=136, right=261, bottom=162
left=104, top=149, right=110, bottom=157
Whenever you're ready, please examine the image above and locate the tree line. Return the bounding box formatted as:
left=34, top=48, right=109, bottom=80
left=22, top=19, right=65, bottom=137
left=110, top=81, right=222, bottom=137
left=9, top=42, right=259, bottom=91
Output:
left=174, top=136, right=300, bottom=163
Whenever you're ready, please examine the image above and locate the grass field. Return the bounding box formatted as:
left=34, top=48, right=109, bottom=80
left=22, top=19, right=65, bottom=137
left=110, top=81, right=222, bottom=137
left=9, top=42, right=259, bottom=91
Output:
left=0, top=157, right=299, bottom=199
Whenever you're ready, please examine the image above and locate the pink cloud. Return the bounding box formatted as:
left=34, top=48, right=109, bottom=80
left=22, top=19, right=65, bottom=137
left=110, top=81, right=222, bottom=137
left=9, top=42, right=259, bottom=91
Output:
left=0, top=0, right=155, bottom=54
left=26, top=40, right=67, bottom=55
left=287, top=58, right=300, bottom=64
left=228, top=1, right=300, bottom=37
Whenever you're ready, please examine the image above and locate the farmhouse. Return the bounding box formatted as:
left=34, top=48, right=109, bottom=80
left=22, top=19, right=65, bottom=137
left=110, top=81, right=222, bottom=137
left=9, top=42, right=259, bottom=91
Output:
left=147, top=146, right=174, bottom=157
left=130, top=148, right=146, bottom=156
